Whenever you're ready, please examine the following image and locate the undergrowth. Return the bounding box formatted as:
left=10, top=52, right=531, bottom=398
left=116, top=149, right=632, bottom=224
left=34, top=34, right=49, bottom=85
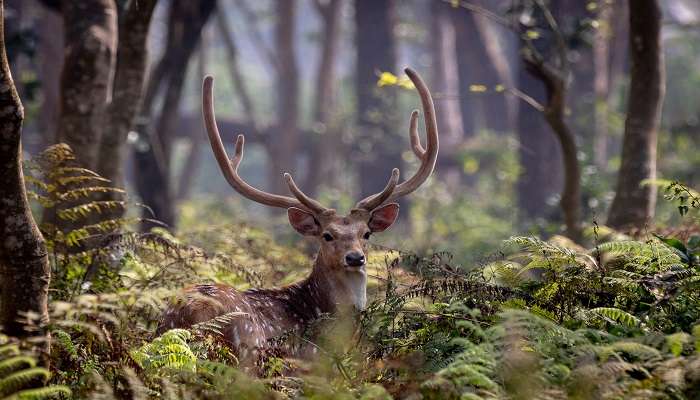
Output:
left=8, top=147, right=700, bottom=399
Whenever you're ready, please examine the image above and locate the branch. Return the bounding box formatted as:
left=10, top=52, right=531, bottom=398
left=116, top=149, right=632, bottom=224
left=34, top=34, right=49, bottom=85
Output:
left=442, top=0, right=514, bottom=29
left=532, top=0, right=569, bottom=73
left=505, top=87, right=544, bottom=112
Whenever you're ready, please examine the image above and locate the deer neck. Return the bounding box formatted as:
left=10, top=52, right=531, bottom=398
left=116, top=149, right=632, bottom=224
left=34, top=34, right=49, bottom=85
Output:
left=302, top=256, right=367, bottom=314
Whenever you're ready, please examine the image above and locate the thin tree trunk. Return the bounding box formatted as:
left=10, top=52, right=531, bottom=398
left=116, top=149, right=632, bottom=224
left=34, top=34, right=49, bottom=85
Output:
left=607, top=0, right=664, bottom=229
left=452, top=4, right=510, bottom=135
left=451, top=6, right=481, bottom=137
left=516, top=58, right=562, bottom=220
left=430, top=1, right=463, bottom=185
left=0, top=0, right=50, bottom=340
left=215, top=10, right=257, bottom=130
left=177, top=37, right=208, bottom=203
left=55, top=0, right=117, bottom=170
left=95, top=0, right=158, bottom=221
left=35, top=2, right=62, bottom=152
left=430, top=1, right=463, bottom=150
left=472, top=8, right=515, bottom=132
left=304, top=0, right=342, bottom=195
left=133, top=0, right=215, bottom=231
left=522, top=56, right=583, bottom=241
left=592, top=1, right=613, bottom=171
left=268, top=0, right=300, bottom=194
left=354, top=0, right=401, bottom=199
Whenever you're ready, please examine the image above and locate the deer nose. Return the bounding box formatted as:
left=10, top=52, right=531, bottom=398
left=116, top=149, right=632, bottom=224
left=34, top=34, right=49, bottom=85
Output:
left=345, top=252, right=365, bottom=267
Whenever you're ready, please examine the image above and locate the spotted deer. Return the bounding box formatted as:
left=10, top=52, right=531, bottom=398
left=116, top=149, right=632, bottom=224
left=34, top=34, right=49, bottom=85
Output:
left=158, top=68, right=438, bottom=363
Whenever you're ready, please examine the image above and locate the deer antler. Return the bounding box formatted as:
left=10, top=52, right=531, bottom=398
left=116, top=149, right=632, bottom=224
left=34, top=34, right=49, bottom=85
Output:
left=355, top=67, right=439, bottom=210
left=202, top=76, right=329, bottom=214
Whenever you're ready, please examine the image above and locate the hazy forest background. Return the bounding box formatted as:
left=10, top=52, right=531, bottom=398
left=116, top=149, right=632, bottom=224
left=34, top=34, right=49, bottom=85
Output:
left=1, top=0, right=700, bottom=398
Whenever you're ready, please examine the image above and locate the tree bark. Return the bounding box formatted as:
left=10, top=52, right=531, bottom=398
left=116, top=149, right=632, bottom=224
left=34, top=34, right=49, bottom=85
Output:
left=592, top=1, right=613, bottom=171
left=516, top=58, right=562, bottom=220
left=55, top=0, right=117, bottom=170
left=304, top=0, right=342, bottom=195
left=607, top=0, right=664, bottom=230
left=0, top=0, right=50, bottom=340
left=177, top=38, right=208, bottom=203
left=35, top=2, right=63, bottom=153
left=133, top=0, right=215, bottom=231
left=429, top=1, right=464, bottom=185
left=354, top=0, right=401, bottom=199
left=95, top=0, right=158, bottom=221
left=215, top=10, right=257, bottom=129
left=42, top=0, right=117, bottom=239
left=430, top=1, right=463, bottom=150
left=523, top=58, right=582, bottom=241
left=451, top=4, right=511, bottom=135
left=268, top=0, right=300, bottom=194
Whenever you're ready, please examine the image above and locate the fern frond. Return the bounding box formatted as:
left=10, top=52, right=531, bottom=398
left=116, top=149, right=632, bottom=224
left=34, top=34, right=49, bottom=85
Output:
left=56, top=201, right=127, bottom=222
left=0, top=357, right=36, bottom=379
left=0, top=367, right=50, bottom=397
left=590, top=307, right=641, bottom=328
left=4, top=385, right=71, bottom=399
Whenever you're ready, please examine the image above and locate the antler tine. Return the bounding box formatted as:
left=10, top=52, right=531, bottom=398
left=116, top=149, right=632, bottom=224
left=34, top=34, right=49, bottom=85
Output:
left=202, top=76, right=311, bottom=211
left=355, top=68, right=439, bottom=209
left=408, top=110, right=426, bottom=159
left=355, top=168, right=400, bottom=211
left=284, top=173, right=329, bottom=214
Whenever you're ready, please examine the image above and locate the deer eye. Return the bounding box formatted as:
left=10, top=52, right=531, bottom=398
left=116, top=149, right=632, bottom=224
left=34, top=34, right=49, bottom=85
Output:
left=322, top=233, right=334, bottom=242
left=363, top=231, right=372, bottom=240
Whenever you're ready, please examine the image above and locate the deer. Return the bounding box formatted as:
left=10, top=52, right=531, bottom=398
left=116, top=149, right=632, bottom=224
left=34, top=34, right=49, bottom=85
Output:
left=157, top=68, right=438, bottom=365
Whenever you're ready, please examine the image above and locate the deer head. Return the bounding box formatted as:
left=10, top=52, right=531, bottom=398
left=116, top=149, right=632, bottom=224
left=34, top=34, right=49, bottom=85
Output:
left=201, top=68, right=438, bottom=311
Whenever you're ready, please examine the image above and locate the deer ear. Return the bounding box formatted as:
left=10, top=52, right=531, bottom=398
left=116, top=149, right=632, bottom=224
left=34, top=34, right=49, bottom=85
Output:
left=288, top=207, right=321, bottom=236
left=368, top=203, right=399, bottom=232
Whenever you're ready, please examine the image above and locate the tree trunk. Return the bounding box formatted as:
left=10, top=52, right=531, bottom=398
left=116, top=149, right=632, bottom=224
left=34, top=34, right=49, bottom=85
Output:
left=0, top=0, right=50, bottom=340
left=354, top=0, right=401, bottom=199
left=177, top=39, right=208, bottom=203
left=267, top=0, right=300, bottom=194
left=522, top=56, right=583, bottom=241
left=95, top=0, right=158, bottom=221
left=516, top=59, right=562, bottom=220
left=133, top=0, right=215, bottom=231
left=451, top=6, right=480, bottom=137
left=304, top=0, right=342, bottom=195
left=592, top=1, right=613, bottom=171
left=607, top=0, right=664, bottom=230
left=430, top=1, right=463, bottom=150
left=215, top=10, right=257, bottom=129
left=42, top=0, right=117, bottom=238
left=35, top=2, right=63, bottom=153
left=451, top=4, right=511, bottom=135
left=55, top=0, right=117, bottom=170
left=429, top=1, right=464, bottom=185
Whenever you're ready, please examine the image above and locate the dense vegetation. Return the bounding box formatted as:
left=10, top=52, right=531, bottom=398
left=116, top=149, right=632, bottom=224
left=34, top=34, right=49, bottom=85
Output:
left=5, top=146, right=698, bottom=399
left=3, top=1, right=700, bottom=399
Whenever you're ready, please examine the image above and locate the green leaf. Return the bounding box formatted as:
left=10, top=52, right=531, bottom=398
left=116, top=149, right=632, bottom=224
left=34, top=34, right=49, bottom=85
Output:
left=653, top=234, right=689, bottom=263
left=590, top=307, right=640, bottom=328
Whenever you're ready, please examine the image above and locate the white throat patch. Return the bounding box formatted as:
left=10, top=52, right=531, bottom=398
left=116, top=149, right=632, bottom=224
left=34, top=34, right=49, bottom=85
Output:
left=345, top=269, right=367, bottom=310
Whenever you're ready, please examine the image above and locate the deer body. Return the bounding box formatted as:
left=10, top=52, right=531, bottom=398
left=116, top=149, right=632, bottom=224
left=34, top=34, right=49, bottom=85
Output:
left=158, top=68, right=438, bottom=364
left=159, top=255, right=367, bottom=358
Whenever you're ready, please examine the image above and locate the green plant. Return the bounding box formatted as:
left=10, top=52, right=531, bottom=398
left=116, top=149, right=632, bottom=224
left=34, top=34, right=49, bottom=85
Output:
left=0, top=339, right=70, bottom=399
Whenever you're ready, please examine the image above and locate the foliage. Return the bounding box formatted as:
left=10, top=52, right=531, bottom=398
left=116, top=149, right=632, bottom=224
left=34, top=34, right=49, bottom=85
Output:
left=10, top=149, right=700, bottom=398
left=0, top=338, right=70, bottom=399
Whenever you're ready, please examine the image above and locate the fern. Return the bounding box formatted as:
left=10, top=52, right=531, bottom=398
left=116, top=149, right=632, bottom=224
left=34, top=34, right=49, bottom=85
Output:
left=3, top=386, right=71, bottom=400
left=590, top=307, right=641, bottom=329
left=131, top=329, right=197, bottom=375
